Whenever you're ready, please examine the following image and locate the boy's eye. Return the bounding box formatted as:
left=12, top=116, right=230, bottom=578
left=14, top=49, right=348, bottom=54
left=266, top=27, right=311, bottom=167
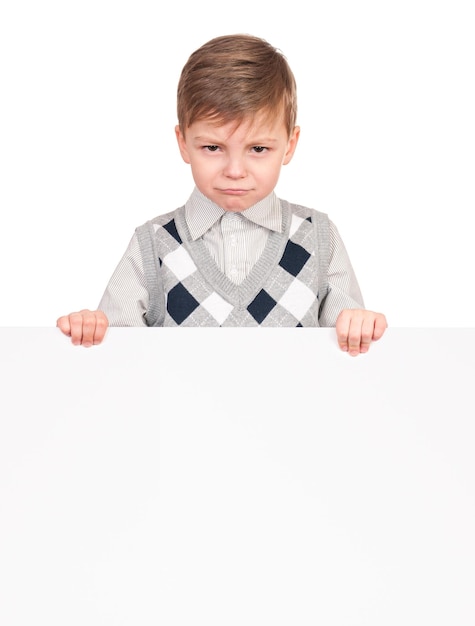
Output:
left=204, top=145, right=219, bottom=152
left=252, top=146, right=267, bottom=153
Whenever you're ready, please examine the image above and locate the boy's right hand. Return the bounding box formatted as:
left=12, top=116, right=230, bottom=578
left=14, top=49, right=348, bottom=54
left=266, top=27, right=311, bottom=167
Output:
left=56, top=310, right=109, bottom=347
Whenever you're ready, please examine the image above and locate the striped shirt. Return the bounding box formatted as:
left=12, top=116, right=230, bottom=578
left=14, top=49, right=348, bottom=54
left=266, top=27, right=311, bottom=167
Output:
left=98, top=188, right=364, bottom=327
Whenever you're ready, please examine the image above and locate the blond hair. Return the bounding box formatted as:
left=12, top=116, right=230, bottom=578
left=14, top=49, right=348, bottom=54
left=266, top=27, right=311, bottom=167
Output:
left=177, top=34, right=297, bottom=136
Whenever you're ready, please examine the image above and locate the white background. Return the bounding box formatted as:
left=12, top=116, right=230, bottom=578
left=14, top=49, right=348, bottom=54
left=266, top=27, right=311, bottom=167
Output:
left=1, top=1, right=474, bottom=327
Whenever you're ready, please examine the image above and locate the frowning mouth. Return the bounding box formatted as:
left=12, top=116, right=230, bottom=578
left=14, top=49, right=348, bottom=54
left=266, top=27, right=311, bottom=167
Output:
left=218, top=188, right=250, bottom=195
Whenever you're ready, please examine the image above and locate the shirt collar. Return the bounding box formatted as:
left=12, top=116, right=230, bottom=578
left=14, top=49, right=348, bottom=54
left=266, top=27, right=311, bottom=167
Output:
left=185, top=187, right=283, bottom=241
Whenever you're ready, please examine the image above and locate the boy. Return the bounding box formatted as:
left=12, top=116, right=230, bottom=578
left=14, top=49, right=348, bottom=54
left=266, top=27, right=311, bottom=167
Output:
left=57, top=34, right=387, bottom=356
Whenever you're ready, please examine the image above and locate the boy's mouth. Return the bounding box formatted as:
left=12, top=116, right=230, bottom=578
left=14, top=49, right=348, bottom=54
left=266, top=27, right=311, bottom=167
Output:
left=219, top=188, right=249, bottom=195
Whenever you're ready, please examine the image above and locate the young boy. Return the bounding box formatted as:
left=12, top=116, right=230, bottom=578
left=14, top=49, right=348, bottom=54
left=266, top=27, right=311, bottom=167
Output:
left=57, top=34, right=387, bottom=356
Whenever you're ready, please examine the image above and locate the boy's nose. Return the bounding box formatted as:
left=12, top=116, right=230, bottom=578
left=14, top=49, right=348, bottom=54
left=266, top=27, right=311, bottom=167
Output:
left=223, top=156, right=246, bottom=179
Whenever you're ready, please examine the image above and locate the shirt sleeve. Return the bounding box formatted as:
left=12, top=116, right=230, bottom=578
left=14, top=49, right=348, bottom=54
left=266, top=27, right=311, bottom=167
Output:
left=318, top=220, right=365, bottom=327
left=97, top=233, right=149, bottom=326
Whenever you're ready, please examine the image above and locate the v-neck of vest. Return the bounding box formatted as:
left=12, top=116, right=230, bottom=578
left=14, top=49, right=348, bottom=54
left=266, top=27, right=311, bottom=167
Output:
left=173, top=201, right=291, bottom=308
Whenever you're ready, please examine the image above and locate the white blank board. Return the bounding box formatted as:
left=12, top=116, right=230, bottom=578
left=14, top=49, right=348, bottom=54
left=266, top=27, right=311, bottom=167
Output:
left=1, top=327, right=474, bottom=625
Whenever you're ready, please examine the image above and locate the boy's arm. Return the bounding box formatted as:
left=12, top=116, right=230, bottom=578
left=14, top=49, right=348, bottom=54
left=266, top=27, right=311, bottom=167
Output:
left=97, top=233, right=149, bottom=327
left=318, top=221, right=387, bottom=355
left=57, top=233, right=149, bottom=346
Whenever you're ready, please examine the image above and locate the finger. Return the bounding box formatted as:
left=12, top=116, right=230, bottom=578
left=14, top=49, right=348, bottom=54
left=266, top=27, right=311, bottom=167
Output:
left=336, top=310, right=352, bottom=352
left=359, top=316, right=375, bottom=353
left=347, top=314, right=364, bottom=356
left=68, top=312, right=86, bottom=346
left=93, top=313, right=109, bottom=345
left=372, top=314, right=388, bottom=341
left=80, top=309, right=98, bottom=347
left=56, top=315, right=72, bottom=337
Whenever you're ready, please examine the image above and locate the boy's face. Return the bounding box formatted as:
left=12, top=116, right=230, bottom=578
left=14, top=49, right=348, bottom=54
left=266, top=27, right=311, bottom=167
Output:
left=175, top=112, right=300, bottom=212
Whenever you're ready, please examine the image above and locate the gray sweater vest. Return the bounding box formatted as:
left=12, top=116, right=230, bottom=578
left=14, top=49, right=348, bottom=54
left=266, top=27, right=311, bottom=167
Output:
left=136, top=200, right=330, bottom=327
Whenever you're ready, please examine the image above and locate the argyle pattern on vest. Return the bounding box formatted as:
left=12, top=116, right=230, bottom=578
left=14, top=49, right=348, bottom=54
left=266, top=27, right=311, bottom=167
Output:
left=145, top=206, right=324, bottom=327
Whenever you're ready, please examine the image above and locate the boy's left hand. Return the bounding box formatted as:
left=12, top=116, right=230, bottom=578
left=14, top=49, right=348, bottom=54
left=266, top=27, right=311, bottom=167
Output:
left=336, top=309, right=388, bottom=356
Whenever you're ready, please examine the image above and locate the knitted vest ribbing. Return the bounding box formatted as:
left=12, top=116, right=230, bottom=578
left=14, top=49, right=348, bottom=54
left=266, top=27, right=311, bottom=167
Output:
left=136, top=200, right=330, bottom=327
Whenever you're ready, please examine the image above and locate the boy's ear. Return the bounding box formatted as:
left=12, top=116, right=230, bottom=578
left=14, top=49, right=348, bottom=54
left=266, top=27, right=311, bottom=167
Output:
left=175, top=125, right=191, bottom=164
left=282, top=126, right=300, bottom=165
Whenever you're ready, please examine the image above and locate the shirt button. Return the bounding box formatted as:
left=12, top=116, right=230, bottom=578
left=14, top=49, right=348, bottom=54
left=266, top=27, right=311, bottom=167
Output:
left=230, top=235, right=237, bottom=246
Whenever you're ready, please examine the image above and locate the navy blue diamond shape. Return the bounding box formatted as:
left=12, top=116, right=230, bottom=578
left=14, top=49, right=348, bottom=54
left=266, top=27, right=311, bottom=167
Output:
left=247, top=290, right=277, bottom=324
left=167, top=283, right=199, bottom=324
left=163, top=219, right=182, bottom=243
left=279, top=240, right=311, bottom=277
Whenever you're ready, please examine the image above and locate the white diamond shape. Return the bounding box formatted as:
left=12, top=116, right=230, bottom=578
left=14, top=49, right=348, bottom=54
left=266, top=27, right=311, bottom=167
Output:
left=201, top=292, right=234, bottom=325
left=162, top=246, right=197, bottom=281
left=278, top=279, right=315, bottom=320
